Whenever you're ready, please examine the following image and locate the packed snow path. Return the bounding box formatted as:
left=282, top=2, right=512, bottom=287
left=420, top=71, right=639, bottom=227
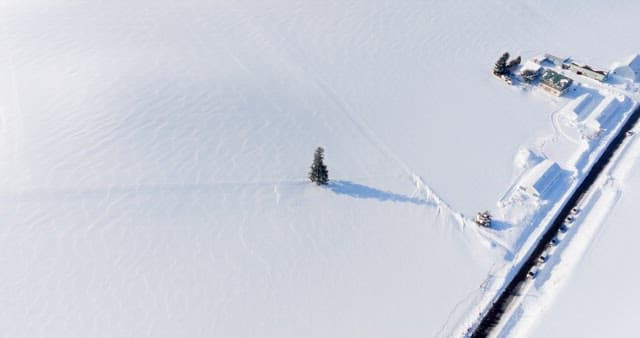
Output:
left=470, top=105, right=640, bottom=337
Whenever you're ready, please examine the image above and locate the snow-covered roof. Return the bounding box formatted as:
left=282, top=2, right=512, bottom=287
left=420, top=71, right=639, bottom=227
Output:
left=611, top=54, right=640, bottom=81
left=544, top=53, right=566, bottom=66
left=520, top=160, right=564, bottom=198
left=521, top=60, right=541, bottom=73
left=568, top=62, right=608, bottom=81
left=564, top=93, right=592, bottom=121
left=541, top=69, right=572, bottom=91
left=585, top=94, right=627, bottom=128
left=576, top=94, right=628, bottom=141
left=623, top=54, right=640, bottom=70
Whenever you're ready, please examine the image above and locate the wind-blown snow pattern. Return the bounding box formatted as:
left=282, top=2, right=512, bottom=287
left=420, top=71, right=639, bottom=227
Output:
left=1, top=1, right=640, bottom=337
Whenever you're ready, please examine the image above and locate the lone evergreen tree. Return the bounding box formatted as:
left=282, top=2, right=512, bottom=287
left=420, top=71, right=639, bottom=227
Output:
left=493, top=52, right=510, bottom=76
left=309, top=147, right=329, bottom=185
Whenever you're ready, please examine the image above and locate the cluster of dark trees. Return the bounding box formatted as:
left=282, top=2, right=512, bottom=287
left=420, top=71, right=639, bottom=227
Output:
left=493, top=52, right=521, bottom=76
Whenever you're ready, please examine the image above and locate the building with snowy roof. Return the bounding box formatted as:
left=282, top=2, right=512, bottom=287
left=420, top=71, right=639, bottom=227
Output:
left=519, top=160, right=564, bottom=199
left=540, top=69, right=572, bottom=96
left=543, top=53, right=567, bottom=67
left=611, top=54, right=640, bottom=82
left=561, top=93, right=593, bottom=121
left=519, top=60, right=542, bottom=82
left=568, top=62, right=608, bottom=82
left=521, top=60, right=542, bottom=74
left=581, top=94, right=628, bottom=139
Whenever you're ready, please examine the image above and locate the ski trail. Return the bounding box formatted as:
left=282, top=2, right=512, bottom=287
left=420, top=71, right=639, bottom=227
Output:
left=186, top=1, right=464, bottom=227
left=225, top=1, right=462, bottom=221
left=550, top=108, right=581, bottom=145
left=311, top=75, right=465, bottom=226
left=252, top=21, right=464, bottom=225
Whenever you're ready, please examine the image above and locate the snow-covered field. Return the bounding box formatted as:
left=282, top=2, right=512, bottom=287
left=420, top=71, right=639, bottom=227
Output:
left=515, top=122, right=640, bottom=338
left=530, top=146, right=640, bottom=337
left=1, top=1, right=640, bottom=337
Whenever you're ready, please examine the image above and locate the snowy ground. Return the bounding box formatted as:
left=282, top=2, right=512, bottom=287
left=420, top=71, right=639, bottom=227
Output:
left=459, top=76, right=639, bottom=336
left=529, top=140, right=640, bottom=337
left=2, top=1, right=640, bottom=337
left=505, top=117, right=640, bottom=338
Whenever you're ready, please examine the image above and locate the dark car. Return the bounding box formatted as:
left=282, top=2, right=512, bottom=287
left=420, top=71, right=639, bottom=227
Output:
left=527, top=267, right=538, bottom=279
left=538, top=255, right=548, bottom=264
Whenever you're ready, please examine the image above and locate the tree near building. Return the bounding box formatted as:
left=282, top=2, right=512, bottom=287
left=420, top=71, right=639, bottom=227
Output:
left=309, top=147, right=329, bottom=185
left=506, top=55, right=522, bottom=70
left=493, top=52, right=510, bottom=76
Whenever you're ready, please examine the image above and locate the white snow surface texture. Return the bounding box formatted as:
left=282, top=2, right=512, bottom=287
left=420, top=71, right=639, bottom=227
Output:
left=0, top=1, right=638, bottom=337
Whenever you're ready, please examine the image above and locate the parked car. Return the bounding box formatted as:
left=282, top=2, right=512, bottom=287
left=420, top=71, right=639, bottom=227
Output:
left=550, top=237, right=559, bottom=246
left=538, top=254, right=548, bottom=264
left=559, top=224, right=569, bottom=233
left=565, top=215, right=574, bottom=223
left=570, top=207, right=579, bottom=215
left=527, top=267, right=538, bottom=279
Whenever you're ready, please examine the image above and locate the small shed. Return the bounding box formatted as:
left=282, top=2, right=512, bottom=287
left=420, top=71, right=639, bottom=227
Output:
left=520, top=60, right=542, bottom=82
left=521, top=60, right=542, bottom=74
left=611, top=54, right=640, bottom=82
left=519, top=160, right=564, bottom=199
left=540, top=69, right=573, bottom=96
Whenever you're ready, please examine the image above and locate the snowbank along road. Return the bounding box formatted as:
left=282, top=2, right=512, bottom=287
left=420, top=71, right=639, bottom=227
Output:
left=471, top=104, right=640, bottom=337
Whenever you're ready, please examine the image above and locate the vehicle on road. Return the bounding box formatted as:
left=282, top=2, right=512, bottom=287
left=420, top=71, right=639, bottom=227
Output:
left=527, top=267, right=538, bottom=279
left=537, top=254, right=548, bottom=264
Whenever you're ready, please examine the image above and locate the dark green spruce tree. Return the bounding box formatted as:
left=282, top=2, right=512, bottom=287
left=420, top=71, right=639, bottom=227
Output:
left=506, top=55, right=521, bottom=69
left=493, top=52, right=510, bottom=76
left=309, top=147, right=329, bottom=185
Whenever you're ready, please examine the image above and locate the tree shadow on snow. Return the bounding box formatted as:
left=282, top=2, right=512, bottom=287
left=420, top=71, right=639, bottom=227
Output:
left=329, top=180, right=427, bottom=205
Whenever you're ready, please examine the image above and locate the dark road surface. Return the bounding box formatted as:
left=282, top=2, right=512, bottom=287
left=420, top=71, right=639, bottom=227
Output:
left=470, top=104, right=640, bottom=338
